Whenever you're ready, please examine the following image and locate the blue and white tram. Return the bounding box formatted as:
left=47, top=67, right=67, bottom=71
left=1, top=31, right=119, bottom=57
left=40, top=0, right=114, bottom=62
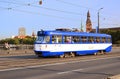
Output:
left=34, top=30, right=112, bottom=57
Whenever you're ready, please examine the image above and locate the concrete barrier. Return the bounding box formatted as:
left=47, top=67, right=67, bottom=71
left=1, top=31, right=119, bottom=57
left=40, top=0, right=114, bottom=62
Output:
left=107, top=74, right=120, bottom=79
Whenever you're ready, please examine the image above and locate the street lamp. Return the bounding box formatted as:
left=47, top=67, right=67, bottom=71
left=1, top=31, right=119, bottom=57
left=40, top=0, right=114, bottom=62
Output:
left=98, top=8, right=103, bottom=33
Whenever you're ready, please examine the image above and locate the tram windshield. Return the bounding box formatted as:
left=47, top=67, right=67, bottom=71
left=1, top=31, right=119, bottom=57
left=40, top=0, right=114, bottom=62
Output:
left=36, top=36, right=50, bottom=43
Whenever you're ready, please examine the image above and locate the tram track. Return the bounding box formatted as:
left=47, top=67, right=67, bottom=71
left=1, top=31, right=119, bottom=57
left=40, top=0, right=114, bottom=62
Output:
left=0, top=51, right=120, bottom=70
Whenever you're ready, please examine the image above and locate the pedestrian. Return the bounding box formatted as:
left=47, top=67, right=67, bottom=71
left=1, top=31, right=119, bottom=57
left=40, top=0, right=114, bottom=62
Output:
left=4, top=42, right=10, bottom=50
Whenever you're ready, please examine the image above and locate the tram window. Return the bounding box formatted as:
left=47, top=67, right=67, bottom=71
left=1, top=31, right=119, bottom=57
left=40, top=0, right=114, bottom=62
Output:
left=91, top=37, right=94, bottom=43
left=72, top=36, right=80, bottom=43
left=57, top=35, right=62, bottom=43
left=96, top=37, right=100, bottom=43
left=102, top=37, right=106, bottom=43
left=107, top=38, right=111, bottom=43
left=52, top=35, right=62, bottom=43
left=44, top=36, right=50, bottom=43
left=88, top=37, right=94, bottom=43
left=64, top=36, right=72, bottom=43
left=81, top=36, right=87, bottom=43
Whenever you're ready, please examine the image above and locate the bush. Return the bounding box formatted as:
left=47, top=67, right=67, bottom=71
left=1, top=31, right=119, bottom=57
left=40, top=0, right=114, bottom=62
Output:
left=0, top=37, right=36, bottom=45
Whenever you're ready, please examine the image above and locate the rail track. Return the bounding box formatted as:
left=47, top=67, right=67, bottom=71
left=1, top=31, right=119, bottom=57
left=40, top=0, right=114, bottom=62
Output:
left=0, top=50, right=120, bottom=70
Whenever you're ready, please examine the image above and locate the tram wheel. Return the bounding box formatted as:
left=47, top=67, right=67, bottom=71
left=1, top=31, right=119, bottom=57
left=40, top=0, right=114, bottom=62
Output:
left=64, top=53, right=69, bottom=58
left=103, top=51, right=107, bottom=55
left=100, top=50, right=104, bottom=55
left=94, top=52, right=99, bottom=56
left=70, top=52, right=75, bottom=57
left=60, top=54, right=65, bottom=58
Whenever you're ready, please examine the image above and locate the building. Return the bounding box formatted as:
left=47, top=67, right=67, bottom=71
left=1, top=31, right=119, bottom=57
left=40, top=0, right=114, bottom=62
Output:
left=86, top=10, right=92, bottom=32
left=18, top=27, right=26, bottom=39
left=12, top=27, right=37, bottom=39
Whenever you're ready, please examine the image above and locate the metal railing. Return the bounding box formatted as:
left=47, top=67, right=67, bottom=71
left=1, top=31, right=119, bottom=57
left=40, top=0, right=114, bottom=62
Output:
left=0, top=44, right=34, bottom=55
left=0, top=44, right=34, bottom=50
left=112, top=44, right=120, bottom=47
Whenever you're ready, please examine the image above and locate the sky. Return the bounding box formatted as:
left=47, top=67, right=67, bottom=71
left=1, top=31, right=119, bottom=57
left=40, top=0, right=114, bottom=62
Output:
left=0, top=0, right=120, bottom=39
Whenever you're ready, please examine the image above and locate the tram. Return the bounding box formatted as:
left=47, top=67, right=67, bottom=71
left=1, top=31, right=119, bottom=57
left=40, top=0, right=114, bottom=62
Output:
left=34, top=29, right=112, bottom=57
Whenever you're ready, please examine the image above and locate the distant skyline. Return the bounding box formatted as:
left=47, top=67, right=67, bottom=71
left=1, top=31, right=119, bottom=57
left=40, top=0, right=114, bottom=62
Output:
left=0, top=0, right=120, bottom=39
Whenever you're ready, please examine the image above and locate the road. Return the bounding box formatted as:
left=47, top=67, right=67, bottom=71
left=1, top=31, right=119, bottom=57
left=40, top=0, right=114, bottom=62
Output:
left=0, top=55, right=120, bottom=79
left=0, top=47, right=119, bottom=79
left=0, top=50, right=119, bottom=70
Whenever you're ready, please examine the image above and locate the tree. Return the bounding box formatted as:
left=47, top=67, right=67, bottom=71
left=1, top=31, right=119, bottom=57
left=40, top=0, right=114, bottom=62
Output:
left=0, top=36, right=36, bottom=45
left=101, top=29, right=120, bottom=44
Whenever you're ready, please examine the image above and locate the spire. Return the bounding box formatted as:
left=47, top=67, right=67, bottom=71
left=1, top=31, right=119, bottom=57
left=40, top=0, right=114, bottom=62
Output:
left=87, top=10, right=90, bottom=17
left=86, top=10, right=92, bottom=32
left=32, top=30, right=36, bottom=37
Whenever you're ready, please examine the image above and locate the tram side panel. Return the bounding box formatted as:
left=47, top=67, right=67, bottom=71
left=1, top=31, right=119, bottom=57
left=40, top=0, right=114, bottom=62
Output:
left=34, top=43, right=112, bottom=57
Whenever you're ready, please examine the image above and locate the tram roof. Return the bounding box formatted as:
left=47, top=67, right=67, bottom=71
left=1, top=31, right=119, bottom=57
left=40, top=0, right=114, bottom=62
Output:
left=38, top=30, right=111, bottom=37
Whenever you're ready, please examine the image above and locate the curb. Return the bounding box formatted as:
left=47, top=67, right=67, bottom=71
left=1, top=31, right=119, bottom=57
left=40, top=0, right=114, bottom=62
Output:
left=107, top=74, right=120, bottom=79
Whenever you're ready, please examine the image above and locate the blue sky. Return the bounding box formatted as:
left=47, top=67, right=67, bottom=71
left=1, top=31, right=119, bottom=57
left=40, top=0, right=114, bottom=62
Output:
left=0, top=0, right=120, bottom=39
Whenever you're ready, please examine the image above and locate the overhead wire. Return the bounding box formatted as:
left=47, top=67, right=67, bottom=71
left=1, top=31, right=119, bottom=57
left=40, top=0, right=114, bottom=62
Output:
left=56, top=0, right=95, bottom=10
left=0, top=0, right=85, bottom=16
left=0, top=0, right=118, bottom=26
left=56, top=0, right=119, bottom=22
left=0, top=6, right=81, bottom=21
left=0, top=7, right=116, bottom=27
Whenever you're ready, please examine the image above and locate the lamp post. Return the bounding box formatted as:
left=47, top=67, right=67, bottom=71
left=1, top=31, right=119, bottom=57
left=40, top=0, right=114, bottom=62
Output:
left=98, top=8, right=103, bottom=33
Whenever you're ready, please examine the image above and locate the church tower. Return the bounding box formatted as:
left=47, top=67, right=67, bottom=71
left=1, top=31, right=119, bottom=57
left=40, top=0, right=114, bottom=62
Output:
left=86, top=10, right=92, bottom=32
left=32, top=31, right=36, bottom=37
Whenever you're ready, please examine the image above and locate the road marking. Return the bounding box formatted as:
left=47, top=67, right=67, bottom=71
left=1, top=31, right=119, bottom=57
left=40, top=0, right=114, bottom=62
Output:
left=57, top=61, right=120, bottom=75
left=0, top=55, right=120, bottom=72
left=0, top=67, right=25, bottom=72
left=0, top=63, right=65, bottom=72
left=57, top=69, right=83, bottom=74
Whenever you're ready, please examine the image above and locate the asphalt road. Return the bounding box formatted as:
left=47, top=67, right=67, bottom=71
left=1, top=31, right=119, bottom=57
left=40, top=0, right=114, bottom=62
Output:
left=111, top=47, right=120, bottom=53
left=0, top=47, right=119, bottom=79
left=0, top=55, right=120, bottom=79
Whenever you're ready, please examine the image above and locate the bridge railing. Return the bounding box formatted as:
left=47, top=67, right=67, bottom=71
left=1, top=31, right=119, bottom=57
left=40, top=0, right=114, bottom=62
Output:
left=0, top=44, right=34, bottom=50
left=0, top=44, right=34, bottom=55
left=112, top=44, right=120, bottom=47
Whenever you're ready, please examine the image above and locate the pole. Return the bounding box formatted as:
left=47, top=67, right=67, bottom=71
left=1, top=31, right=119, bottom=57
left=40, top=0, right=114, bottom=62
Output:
left=98, top=8, right=103, bottom=33
left=98, top=12, right=99, bottom=33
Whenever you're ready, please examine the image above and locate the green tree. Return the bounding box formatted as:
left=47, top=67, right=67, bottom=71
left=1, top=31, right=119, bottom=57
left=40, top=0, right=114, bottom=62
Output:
left=0, top=36, right=36, bottom=45
left=101, top=29, right=120, bottom=44
left=13, top=38, right=20, bottom=44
